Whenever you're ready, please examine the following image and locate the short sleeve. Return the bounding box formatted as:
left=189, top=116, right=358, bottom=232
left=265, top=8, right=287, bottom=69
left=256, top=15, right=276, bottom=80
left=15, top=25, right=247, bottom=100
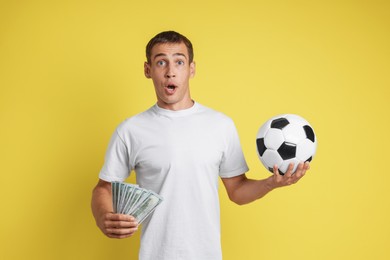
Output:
left=219, top=119, right=249, bottom=178
left=99, top=129, right=132, bottom=182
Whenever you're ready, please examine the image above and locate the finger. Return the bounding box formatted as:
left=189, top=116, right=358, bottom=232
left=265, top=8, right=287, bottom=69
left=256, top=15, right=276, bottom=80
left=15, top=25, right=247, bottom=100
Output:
left=106, top=227, right=138, bottom=239
left=295, top=162, right=304, bottom=176
left=273, top=164, right=280, bottom=176
left=104, top=214, right=138, bottom=230
left=107, top=233, right=134, bottom=239
left=105, top=219, right=139, bottom=229
left=304, top=161, right=310, bottom=170
left=291, top=163, right=306, bottom=183
left=109, top=232, right=136, bottom=239
left=296, top=162, right=309, bottom=177
left=107, top=226, right=138, bottom=235
left=300, top=162, right=309, bottom=176
left=107, top=213, right=135, bottom=222
left=285, top=163, right=295, bottom=177
left=107, top=233, right=131, bottom=239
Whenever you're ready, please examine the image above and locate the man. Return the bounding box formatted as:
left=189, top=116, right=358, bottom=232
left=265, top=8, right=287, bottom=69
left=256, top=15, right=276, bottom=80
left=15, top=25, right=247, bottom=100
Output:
left=91, top=31, right=309, bottom=260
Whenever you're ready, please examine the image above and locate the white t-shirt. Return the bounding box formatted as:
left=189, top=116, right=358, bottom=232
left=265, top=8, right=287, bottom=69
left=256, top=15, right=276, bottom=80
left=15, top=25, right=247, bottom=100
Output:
left=99, top=102, right=249, bottom=260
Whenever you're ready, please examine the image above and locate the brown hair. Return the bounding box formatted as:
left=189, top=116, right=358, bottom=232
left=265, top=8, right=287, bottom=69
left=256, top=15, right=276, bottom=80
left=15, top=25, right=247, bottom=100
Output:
left=146, top=31, right=194, bottom=64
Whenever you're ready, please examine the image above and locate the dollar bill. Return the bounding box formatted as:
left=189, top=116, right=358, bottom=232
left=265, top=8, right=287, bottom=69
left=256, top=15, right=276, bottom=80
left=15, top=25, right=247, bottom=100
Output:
left=132, top=192, right=163, bottom=224
left=111, top=181, right=163, bottom=223
left=112, top=182, right=117, bottom=213
left=128, top=188, right=149, bottom=215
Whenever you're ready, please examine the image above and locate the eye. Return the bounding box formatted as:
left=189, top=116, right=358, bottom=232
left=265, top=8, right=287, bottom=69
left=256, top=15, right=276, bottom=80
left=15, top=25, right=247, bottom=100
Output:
left=177, top=60, right=185, bottom=65
left=157, top=60, right=166, bottom=66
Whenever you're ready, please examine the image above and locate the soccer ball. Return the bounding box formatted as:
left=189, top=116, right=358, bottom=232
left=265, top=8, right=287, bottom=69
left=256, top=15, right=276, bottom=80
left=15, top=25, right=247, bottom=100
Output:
left=256, top=114, right=317, bottom=175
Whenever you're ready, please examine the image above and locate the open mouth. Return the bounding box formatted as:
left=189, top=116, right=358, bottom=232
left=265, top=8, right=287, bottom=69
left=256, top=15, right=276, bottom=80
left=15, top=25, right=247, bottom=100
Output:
left=165, top=84, right=177, bottom=94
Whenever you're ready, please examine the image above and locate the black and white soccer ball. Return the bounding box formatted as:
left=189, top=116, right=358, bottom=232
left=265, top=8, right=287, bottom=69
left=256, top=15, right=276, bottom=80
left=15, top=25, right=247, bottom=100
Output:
left=256, top=114, right=317, bottom=175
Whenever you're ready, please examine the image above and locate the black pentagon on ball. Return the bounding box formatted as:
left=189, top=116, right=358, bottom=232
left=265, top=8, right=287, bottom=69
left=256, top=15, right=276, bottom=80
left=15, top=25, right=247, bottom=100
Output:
left=270, top=118, right=290, bottom=130
left=303, top=125, right=315, bottom=142
left=277, top=142, right=296, bottom=160
left=256, top=138, right=266, bottom=156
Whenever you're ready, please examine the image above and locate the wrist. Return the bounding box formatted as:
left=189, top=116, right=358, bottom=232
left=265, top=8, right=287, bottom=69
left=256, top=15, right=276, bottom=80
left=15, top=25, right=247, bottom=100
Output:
left=265, top=176, right=276, bottom=191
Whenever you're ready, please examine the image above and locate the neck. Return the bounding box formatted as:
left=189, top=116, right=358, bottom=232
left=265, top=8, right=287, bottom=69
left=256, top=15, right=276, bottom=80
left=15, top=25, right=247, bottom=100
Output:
left=157, top=99, right=194, bottom=111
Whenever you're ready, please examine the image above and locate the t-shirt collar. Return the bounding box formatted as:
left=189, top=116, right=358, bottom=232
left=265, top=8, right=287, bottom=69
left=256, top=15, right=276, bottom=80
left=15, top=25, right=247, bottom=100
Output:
left=153, top=101, right=200, bottom=118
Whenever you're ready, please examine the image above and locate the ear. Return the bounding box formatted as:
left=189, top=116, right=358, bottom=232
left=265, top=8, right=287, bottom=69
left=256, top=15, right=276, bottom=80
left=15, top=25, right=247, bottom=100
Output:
left=190, top=61, right=196, bottom=78
left=144, top=62, right=151, bottom=78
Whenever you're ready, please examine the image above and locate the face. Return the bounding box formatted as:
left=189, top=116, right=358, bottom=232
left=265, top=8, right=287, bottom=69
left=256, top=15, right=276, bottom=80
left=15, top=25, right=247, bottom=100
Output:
left=144, top=42, right=196, bottom=110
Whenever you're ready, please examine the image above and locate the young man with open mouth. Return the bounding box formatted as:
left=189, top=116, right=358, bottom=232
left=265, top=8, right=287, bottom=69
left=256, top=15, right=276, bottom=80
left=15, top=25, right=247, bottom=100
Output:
left=92, top=31, right=309, bottom=260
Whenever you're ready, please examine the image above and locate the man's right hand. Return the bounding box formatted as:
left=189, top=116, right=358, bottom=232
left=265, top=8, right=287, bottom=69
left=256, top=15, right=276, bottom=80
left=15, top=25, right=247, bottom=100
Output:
left=92, top=179, right=139, bottom=239
left=97, top=212, right=139, bottom=239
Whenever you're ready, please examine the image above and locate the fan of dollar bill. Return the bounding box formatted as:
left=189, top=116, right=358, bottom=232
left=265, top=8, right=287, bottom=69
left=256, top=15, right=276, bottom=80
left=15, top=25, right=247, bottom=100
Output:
left=111, top=182, right=163, bottom=224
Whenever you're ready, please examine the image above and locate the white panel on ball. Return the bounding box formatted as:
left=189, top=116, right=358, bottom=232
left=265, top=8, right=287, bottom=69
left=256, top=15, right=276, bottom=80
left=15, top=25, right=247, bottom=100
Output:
left=262, top=150, right=283, bottom=170
left=279, top=158, right=301, bottom=174
left=285, top=114, right=309, bottom=126
left=296, top=139, right=316, bottom=161
left=282, top=123, right=307, bottom=144
left=264, top=128, right=285, bottom=150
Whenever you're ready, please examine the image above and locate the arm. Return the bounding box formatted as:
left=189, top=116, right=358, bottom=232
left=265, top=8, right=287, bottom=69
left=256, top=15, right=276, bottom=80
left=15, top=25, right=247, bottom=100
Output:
left=91, top=179, right=139, bottom=239
left=222, top=162, right=309, bottom=205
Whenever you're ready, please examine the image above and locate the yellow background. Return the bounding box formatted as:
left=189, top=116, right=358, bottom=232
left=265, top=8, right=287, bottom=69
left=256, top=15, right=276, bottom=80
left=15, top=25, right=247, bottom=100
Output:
left=1, top=0, right=389, bottom=259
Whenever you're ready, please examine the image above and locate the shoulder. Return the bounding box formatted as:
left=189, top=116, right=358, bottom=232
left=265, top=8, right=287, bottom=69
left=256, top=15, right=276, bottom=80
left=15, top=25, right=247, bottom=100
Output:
left=115, top=106, right=156, bottom=136
left=197, top=103, right=233, bottom=120
left=197, top=103, right=236, bottom=127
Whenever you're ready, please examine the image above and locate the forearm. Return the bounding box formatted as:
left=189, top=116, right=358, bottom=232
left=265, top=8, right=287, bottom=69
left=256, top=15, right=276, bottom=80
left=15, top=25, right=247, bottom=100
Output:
left=223, top=163, right=309, bottom=205
left=91, top=182, right=113, bottom=223
left=228, top=176, right=275, bottom=205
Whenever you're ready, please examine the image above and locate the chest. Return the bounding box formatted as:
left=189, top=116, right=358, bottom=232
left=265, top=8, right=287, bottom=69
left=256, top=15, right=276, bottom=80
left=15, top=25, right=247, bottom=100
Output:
left=133, top=118, right=224, bottom=172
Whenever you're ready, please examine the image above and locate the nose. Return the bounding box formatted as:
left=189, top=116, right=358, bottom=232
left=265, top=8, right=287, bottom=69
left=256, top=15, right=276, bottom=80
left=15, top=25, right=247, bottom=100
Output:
left=165, top=65, right=176, bottom=78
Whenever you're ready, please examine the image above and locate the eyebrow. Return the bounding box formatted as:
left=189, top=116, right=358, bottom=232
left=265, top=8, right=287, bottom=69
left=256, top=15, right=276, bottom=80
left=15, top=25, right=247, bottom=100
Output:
left=153, top=53, right=187, bottom=61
